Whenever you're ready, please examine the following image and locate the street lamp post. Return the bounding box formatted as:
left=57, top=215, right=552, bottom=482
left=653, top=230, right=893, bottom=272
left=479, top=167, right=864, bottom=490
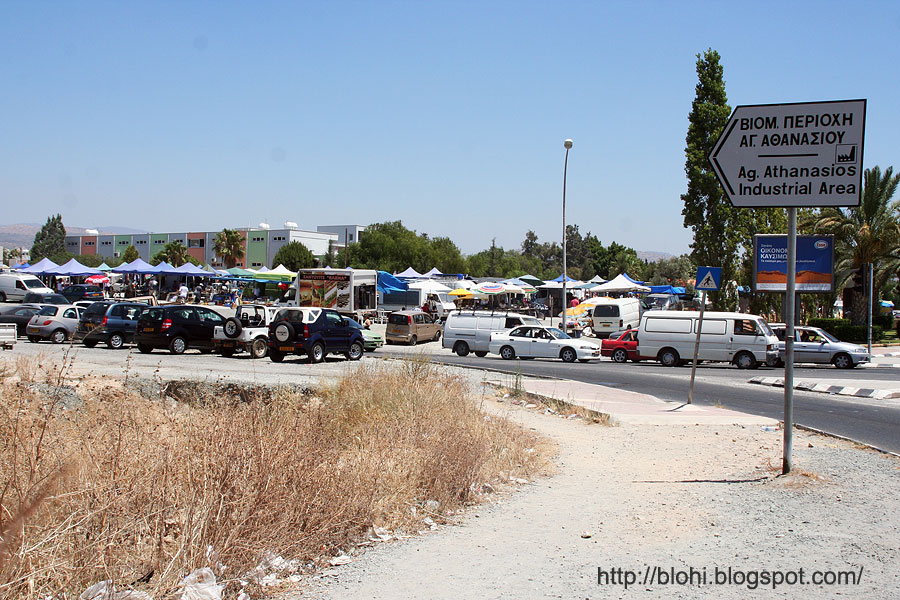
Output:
left=562, top=139, right=573, bottom=330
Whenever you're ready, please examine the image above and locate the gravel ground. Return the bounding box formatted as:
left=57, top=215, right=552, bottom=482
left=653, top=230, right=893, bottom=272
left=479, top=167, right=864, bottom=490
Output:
left=285, top=372, right=900, bottom=600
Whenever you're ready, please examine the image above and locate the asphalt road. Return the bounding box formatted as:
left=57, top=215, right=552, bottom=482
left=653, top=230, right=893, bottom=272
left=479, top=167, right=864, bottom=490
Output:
left=425, top=351, right=900, bottom=454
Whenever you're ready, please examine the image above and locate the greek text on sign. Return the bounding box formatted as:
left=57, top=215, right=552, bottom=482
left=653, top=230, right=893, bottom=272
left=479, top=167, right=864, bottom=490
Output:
left=709, top=100, right=866, bottom=208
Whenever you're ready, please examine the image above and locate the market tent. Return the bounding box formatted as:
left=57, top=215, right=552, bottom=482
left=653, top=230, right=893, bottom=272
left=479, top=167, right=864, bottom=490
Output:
left=394, top=267, right=424, bottom=278
left=150, top=261, right=178, bottom=275
left=20, top=258, right=59, bottom=275
left=648, top=285, right=686, bottom=295
left=550, top=274, right=580, bottom=283
left=422, top=267, right=444, bottom=278
left=113, top=258, right=156, bottom=274
left=408, top=280, right=451, bottom=293
left=97, top=262, right=113, bottom=272
left=518, top=274, right=544, bottom=286
left=46, top=258, right=102, bottom=277
left=226, top=267, right=258, bottom=277
left=269, top=264, right=297, bottom=276
left=12, top=262, right=31, bottom=270
left=589, top=273, right=650, bottom=293
left=588, top=275, right=607, bottom=284
left=171, top=263, right=214, bottom=276
left=255, top=266, right=270, bottom=273
left=377, top=271, right=409, bottom=294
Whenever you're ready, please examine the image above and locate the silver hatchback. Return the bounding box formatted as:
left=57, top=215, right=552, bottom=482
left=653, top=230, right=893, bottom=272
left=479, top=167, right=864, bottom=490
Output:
left=26, top=305, right=84, bottom=344
left=769, top=324, right=869, bottom=369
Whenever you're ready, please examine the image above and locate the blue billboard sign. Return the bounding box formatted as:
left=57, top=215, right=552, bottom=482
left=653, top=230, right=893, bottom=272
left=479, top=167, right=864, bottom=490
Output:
left=753, top=235, right=834, bottom=292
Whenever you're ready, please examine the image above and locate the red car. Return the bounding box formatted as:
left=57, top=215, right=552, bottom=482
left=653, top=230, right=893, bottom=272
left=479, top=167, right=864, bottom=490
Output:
left=600, top=329, right=647, bottom=363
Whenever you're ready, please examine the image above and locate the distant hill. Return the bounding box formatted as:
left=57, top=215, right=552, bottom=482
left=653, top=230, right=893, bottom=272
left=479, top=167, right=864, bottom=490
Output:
left=0, top=223, right=148, bottom=249
left=637, top=250, right=677, bottom=263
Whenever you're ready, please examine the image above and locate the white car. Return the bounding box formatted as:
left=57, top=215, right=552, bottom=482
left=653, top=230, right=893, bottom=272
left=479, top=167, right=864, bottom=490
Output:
left=768, top=324, right=870, bottom=369
left=213, top=304, right=282, bottom=359
left=489, top=325, right=602, bottom=363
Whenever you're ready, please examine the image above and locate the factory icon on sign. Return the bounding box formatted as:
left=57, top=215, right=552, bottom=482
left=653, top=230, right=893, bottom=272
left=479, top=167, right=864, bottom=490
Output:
left=835, top=145, right=857, bottom=164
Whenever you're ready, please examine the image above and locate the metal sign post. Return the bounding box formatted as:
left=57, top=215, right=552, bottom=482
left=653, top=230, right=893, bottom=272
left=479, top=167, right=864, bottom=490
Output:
left=690, top=267, right=721, bottom=405
left=709, top=99, right=866, bottom=477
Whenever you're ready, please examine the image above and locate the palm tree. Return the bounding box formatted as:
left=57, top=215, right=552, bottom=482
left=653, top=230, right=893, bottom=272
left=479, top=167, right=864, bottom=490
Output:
left=152, top=240, right=191, bottom=267
left=810, top=166, right=900, bottom=325
left=213, top=229, right=246, bottom=269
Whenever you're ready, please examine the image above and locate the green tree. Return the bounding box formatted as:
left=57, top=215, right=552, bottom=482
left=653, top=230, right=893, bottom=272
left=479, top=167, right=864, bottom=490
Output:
left=152, top=241, right=195, bottom=267
left=342, top=221, right=431, bottom=273
left=272, top=241, right=315, bottom=271
left=427, top=237, right=466, bottom=274
left=681, top=49, right=741, bottom=310
left=121, top=245, right=140, bottom=264
left=213, top=229, right=246, bottom=269
left=30, top=214, right=67, bottom=263
left=643, top=254, right=696, bottom=286
left=810, top=166, right=900, bottom=325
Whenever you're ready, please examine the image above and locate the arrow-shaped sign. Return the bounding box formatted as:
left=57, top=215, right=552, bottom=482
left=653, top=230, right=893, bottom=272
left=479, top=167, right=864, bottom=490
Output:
left=709, top=99, right=866, bottom=208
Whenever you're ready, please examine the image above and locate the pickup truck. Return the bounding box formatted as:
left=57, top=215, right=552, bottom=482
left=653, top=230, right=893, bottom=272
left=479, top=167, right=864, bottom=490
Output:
left=0, top=323, right=16, bottom=350
left=213, top=304, right=281, bottom=359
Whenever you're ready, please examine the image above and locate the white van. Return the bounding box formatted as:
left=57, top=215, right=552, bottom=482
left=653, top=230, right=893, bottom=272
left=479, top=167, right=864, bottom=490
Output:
left=442, top=311, right=541, bottom=356
left=589, top=297, right=642, bottom=339
left=0, top=273, right=54, bottom=302
left=636, top=310, right=778, bottom=369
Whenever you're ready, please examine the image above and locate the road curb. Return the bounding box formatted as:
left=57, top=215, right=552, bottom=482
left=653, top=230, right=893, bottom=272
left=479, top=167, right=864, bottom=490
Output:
left=748, top=376, right=900, bottom=400
left=793, top=423, right=900, bottom=458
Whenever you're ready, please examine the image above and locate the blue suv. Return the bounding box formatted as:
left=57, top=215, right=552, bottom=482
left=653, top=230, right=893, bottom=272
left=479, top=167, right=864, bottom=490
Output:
left=268, top=307, right=364, bottom=363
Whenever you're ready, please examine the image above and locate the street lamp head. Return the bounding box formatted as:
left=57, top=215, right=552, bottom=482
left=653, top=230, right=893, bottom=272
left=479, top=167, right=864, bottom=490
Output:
left=564, top=139, right=573, bottom=149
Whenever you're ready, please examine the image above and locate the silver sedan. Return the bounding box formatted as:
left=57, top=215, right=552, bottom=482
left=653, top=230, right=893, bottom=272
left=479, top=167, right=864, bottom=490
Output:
left=769, top=324, right=869, bottom=369
left=26, top=305, right=84, bottom=344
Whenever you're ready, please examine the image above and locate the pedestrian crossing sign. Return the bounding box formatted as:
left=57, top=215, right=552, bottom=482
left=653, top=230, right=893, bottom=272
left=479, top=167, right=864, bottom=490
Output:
left=695, top=266, right=722, bottom=291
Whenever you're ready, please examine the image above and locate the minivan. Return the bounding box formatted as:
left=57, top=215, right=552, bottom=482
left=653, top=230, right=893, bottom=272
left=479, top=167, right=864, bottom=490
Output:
left=636, top=310, right=778, bottom=369
left=588, top=297, right=642, bottom=339
left=0, top=273, right=54, bottom=302
left=385, top=310, right=442, bottom=345
left=442, top=310, right=541, bottom=356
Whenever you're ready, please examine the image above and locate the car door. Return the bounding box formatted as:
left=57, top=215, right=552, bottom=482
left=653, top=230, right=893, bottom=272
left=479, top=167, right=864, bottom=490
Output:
left=505, top=327, right=533, bottom=357
left=195, top=307, right=225, bottom=348
left=61, top=306, right=80, bottom=333
left=532, top=328, right=559, bottom=358
left=323, top=310, right=350, bottom=351
left=121, top=304, right=145, bottom=339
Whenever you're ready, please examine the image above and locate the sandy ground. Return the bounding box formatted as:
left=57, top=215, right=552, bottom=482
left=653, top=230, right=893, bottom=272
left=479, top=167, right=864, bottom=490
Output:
left=287, top=385, right=900, bottom=599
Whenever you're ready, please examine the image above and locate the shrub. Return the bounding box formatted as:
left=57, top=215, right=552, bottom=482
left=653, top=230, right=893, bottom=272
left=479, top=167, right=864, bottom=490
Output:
left=833, top=324, right=882, bottom=342
left=807, top=318, right=849, bottom=336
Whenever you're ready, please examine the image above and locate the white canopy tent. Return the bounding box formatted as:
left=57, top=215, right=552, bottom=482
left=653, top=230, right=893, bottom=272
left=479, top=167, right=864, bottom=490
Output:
left=408, top=280, right=452, bottom=293
left=588, top=273, right=650, bottom=294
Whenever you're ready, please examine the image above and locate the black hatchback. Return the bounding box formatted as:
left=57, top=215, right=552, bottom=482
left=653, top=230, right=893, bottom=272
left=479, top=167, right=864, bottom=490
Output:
left=61, top=284, right=104, bottom=303
left=135, top=305, right=225, bottom=354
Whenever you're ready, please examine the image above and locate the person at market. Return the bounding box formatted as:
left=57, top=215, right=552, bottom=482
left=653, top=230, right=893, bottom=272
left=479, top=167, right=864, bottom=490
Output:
left=178, top=282, right=189, bottom=303
left=363, top=316, right=373, bottom=329
left=570, top=296, right=579, bottom=308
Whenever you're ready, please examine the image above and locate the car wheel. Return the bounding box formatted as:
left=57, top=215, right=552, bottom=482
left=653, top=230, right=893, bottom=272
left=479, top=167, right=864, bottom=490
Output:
left=767, top=357, right=784, bottom=368
left=28, top=335, right=41, bottom=343
left=454, top=342, right=469, bottom=357
left=83, top=339, right=98, bottom=348
left=560, top=347, right=577, bottom=363
left=499, top=345, right=516, bottom=360
left=250, top=337, right=268, bottom=359
left=832, top=352, right=854, bottom=369
left=346, top=341, right=364, bottom=361
left=658, top=348, right=679, bottom=367
left=474, top=350, right=488, bottom=357
left=734, top=351, right=758, bottom=370
left=309, top=341, right=325, bottom=363
left=169, top=336, right=187, bottom=355
left=612, top=348, right=628, bottom=363
left=0, top=292, right=6, bottom=302
left=137, top=344, right=153, bottom=354
left=273, top=322, right=294, bottom=344
left=220, top=347, right=235, bottom=357
left=432, top=330, right=441, bottom=342
left=269, top=349, right=285, bottom=363
left=223, top=317, right=243, bottom=338
left=409, top=335, right=417, bottom=346
left=107, top=333, right=124, bottom=350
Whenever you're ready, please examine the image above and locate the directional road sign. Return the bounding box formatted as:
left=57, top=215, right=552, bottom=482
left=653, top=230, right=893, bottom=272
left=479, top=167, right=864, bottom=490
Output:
left=695, top=266, right=722, bottom=291
left=709, top=99, right=866, bottom=208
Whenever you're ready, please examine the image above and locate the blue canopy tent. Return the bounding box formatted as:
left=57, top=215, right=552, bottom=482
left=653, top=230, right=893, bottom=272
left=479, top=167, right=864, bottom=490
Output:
left=20, top=258, right=59, bottom=275
left=171, top=263, right=214, bottom=276
left=377, top=271, right=409, bottom=294
left=12, top=262, right=31, bottom=270
left=113, top=258, right=156, bottom=274
left=550, top=274, right=579, bottom=283
left=648, top=285, right=687, bottom=295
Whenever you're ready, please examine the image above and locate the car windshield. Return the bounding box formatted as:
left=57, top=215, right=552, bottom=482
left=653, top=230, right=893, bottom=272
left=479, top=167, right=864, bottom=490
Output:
left=758, top=321, right=774, bottom=336
left=346, top=318, right=363, bottom=330
left=547, top=327, right=570, bottom=339
left=23, top=278, right=46, bottom=289
left=37, top=306, right=59, bottom=316
left=816, top=328, right=838, bottom=343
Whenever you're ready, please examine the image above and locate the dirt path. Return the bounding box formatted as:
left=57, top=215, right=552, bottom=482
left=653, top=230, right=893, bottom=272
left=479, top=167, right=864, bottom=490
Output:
left=289, top=392, right=900, bottom=599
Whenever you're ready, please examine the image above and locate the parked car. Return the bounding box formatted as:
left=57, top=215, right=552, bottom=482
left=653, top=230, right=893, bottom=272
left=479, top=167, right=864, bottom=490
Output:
left=489, top=325, right=602, bottom=363
left=346, top=317, right=384, bottom=352
left=213, top=303, right=281, bottom=359
left=267, top=307, right=365, bottom=363
left=23, top=292, right=69, bottom=305
left=587, top=297, right=642, bottom=339
left=60, top=284, right=104, bottom=303
left=442, top=311, right=542, bottom=357
left=75, top=301, right=148, bottom=349
left=26, top=304, right=84, bottom=343
left=135, top=305, right=226, bottom=354
left=0, top=273, right=54, bottom=302
left=0, top=304, right=44, bottom=336
left=600, top=329, right=648, bottom=363
left=385, top=310, right=442, bottom=345
left=768, top=324, right=869, bottom=369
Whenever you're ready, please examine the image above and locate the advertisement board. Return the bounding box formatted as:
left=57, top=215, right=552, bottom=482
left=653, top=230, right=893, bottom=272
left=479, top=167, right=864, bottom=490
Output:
left=296, top=271, right=352, bottom=309
left=753, top=235, right=834, bottom=292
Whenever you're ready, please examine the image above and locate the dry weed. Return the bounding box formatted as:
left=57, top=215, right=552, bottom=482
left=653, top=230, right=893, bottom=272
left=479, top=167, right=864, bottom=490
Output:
left=0, top=358, right=546, bottom=599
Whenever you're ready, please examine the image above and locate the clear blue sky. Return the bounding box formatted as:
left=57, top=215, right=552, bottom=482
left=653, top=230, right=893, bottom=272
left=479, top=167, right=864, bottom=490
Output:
left=2, top=1, right=898, bottom=257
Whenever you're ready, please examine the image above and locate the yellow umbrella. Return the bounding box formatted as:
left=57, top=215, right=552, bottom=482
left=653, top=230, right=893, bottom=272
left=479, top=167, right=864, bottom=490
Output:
left=565, top=303, right=592, bottom=316
left=449, top=288, right=473, bottom=297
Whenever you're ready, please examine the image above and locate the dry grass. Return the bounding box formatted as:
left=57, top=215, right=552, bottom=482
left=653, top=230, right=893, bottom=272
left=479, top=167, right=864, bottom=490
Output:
left=0, top=357, right=546, bottom=599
